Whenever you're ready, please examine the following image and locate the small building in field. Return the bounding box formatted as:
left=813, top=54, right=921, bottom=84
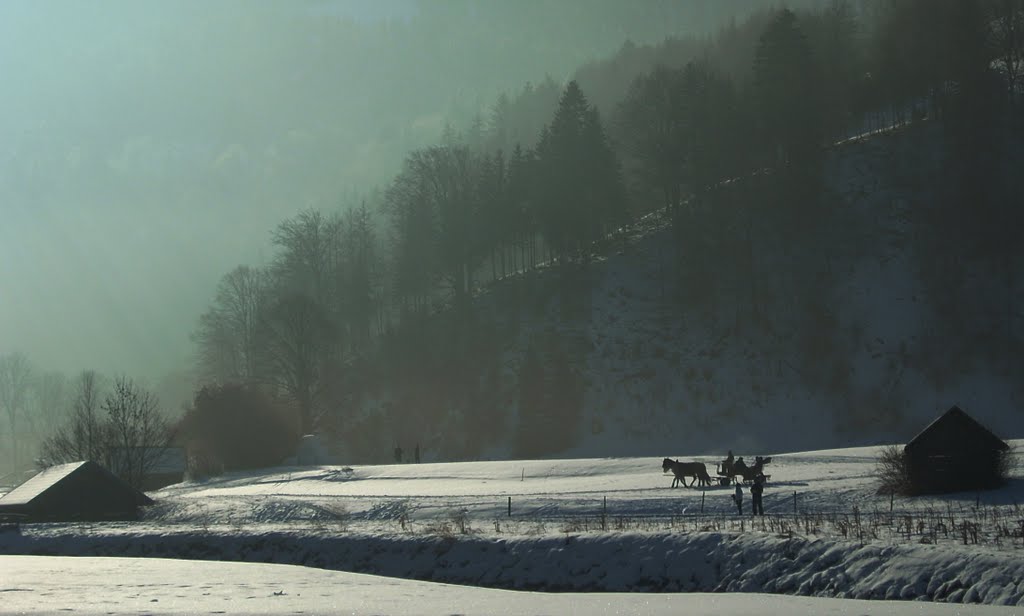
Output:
left=147, top=447, right=187, bottom=490
left=0, top=461, right=153, bottom=523
left=295, top=434, right=333, bottom=466
left=904, top=405, right=1010, bottom=494
left=107, top=447, right=187, bottom=491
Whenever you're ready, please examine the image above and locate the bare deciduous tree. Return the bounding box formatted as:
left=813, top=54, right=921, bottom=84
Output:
left=193, top=265, right=269, bottom=383
left=257, top=293, right=336, bottom=434
left=0, top=352, right=33, bottom=469
left=29, top=370, right=70, bottom=442
left=103, top=376, right=172, bottom=490
left=272, top=209, right=343, bottom=307
left=39, top=371, right=108, bottom=466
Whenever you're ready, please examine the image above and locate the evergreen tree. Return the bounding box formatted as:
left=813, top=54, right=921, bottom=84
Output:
left=614, top=64, right=690, bottom=215
left=507, top=143, right=539, bottom=272
left=535, top=81, right=627, bottom=262
left=753, top=9, right=824, bottom=167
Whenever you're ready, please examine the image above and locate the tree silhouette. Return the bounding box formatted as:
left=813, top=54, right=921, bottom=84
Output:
left=536, top=81, right=626, bottom=262
left=753, top=9, right=823, bottom=167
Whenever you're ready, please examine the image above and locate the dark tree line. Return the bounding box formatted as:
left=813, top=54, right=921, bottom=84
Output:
left=190, top=1, right=1024, bottom=461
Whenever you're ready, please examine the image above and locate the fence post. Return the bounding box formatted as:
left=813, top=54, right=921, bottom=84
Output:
left=890, top=491, right=894, bottom=513
left=793, top=491, right=797, bottom=515
left=701, top=490, right=705, bottom=514
left=508, top=496, right=511, bottom=518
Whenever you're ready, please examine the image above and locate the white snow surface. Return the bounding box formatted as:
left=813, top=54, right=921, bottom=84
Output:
left=2, top=444, right=1024, bottom=613
left=2, top=555, right=1020, bottom=615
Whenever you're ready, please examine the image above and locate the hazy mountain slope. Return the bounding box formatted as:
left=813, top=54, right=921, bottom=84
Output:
left=468, top=124, right=1023, bottom=460
left=7, top=1, right=800, bottom=379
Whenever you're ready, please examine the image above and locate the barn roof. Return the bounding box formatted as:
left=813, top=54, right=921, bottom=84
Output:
left=0, top=462, right=84, bottom=506
left=905, top=405, right=1009, bottom=454
left=0, top=460, right=152, bottom=509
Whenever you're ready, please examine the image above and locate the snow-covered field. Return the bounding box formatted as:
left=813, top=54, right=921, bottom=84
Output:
left=2, top=443, right=1024, bottom=613
left=4, top=555, right=1020, bottom=615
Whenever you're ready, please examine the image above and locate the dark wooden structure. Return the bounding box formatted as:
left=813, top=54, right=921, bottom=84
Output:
left=904, top=406, right=1009, bottom=494
left=0, top=461, right=153, bottom=523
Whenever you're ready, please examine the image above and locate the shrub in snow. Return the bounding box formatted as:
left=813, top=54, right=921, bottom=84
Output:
left=875, top=445, right=911, bottom=495
left=177, top=383, right=301, bottom=474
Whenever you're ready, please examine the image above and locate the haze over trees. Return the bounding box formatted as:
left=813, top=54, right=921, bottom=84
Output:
left=1, top=0, right=804, bottom=381
left=2, top=0, right=1022, bottom=472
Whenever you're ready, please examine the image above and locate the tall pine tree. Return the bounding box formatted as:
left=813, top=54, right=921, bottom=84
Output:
left=535, top=81, right=627, bottom=262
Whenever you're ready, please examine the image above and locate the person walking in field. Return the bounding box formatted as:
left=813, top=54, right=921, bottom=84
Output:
left=751, top=474, right=765, bottom=516
left=732, top=483, right=744, bottom=515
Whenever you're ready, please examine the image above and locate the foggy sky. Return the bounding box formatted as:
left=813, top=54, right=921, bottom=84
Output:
left=0, top=1, right=794, bottom=381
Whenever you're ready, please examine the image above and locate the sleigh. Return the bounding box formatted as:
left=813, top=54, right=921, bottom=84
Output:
left=716, top=455, right=771, bottom=485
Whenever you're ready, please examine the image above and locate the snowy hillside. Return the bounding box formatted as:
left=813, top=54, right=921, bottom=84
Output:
left=445, top=123, right=1024, bottom=463
left=3, top=443, right=1023, bottom=609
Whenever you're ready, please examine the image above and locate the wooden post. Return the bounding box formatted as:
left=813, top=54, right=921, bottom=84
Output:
left=890, top=491, right=894, bottom=513
left=508, top=496, right=512, bottom=517
left=701, top=490, right=705, bottom=514
left=793, top=491, right=797, bottom=515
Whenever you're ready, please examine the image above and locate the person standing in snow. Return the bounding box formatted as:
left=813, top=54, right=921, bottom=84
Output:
left=751, top=474, right=765, bottom=516
left=732, top=483, right=743, bottom=515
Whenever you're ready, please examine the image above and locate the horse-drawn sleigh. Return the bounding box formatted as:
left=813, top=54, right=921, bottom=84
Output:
left=716, top=453, right=771, bottom=486
left=662, top=453, right=772, bottom=488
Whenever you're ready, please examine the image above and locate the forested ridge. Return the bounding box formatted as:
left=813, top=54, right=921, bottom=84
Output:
left=4, top=1, right=1023, bottom=472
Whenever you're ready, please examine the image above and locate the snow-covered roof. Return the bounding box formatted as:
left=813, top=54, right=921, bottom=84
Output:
left=905, top=405, right=1009, bottom=454
left=0, top=460, right=153, bottom=514
left=0, top=461, right=85, bottom=507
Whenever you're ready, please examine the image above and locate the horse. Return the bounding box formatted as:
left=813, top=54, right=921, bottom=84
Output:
left=733, top=456, right=771, bottom=483
left=662, top=458, right=712, bottom=488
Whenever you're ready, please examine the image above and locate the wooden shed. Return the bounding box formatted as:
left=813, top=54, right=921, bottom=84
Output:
left=904, top=406, right=1009, bottom=494
left=0, top=461, right=153, bottom=523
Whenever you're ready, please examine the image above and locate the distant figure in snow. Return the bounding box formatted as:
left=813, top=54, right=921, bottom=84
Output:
left=414, top=443, right=421, bottom=464
left=733, top=483, right=744, bottom=515
left=394, top=445, right=403, bottom=463
left=751, top=474, right=765, bottom=516
left=719, top=450, right=735, bottom=478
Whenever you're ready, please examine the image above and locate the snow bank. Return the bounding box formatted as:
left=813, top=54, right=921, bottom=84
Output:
left=3, top=555, right=1018, bottom=616
left=4, top=526, right=1024, bottom=605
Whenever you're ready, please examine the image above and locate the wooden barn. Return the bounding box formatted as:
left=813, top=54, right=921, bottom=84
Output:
left=904, top=405, right=1010, bottom=494
left=0, top=461, right=153, bottom=523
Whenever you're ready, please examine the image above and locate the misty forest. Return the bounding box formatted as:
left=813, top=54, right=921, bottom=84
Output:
left=1, top=0, right=1023, bottom=478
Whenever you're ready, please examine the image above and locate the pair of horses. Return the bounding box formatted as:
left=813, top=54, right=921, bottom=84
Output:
left=720, top=455, right=772, bottom=483
left=662, top=457, right=712, bottom=488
